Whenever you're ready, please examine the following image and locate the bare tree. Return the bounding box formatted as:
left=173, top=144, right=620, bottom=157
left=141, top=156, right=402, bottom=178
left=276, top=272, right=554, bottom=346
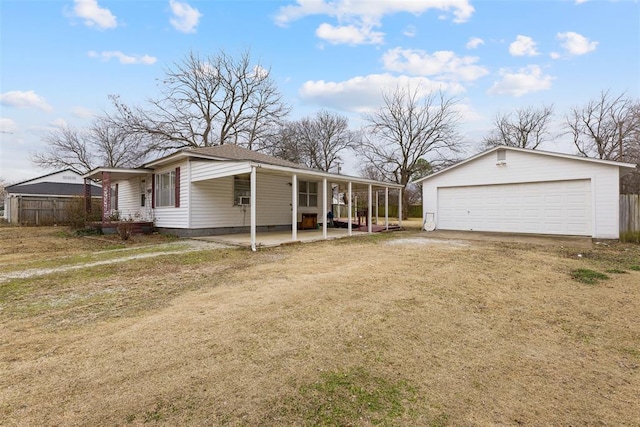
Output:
left=110, top=49, right=290, bottom=151
left=266, top=110, right=358, bottom=172
left=31, top=117, right=149, bottom=173
left=483, top=104, right=554, bottom=150
left=360, top=86, right=463, bottom=217
left=566, top=90, right=639, bottom=160
left=0, top=177, right=8, bottom=201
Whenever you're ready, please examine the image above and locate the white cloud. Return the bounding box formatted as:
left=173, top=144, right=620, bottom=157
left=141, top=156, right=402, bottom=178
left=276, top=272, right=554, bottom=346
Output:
left=466, top=37, right=484, bottom=49
left=71, top=0, right=117, bottom=30
left=382, top=48, right=489, bottom=82
left=275, top=0, right=474, bottom=45
left=72, top=106, right=94, bottom=119
left=509, top=35, right=539, bottom=57
left=0, top=90, right=53, bottom=112
left=487, top=65, right=554, bottom=97
left=88, top=51, right=157, bottom=65
left=316, top=23, right=384, bottom=45
left=575, top=0, right=588, bottom=4
left=276, top=0, right=474, bottom=25
left=299, top=73, right=465, bottom=113
left=556, top=31, right=598, bottom=56
left=169, top=0, right=202, bottom=33
left=0, top=118, right=17, bottom=133
left=50, top=118, right=69, bottom=128
left=403, top=25, right=417, bottom=38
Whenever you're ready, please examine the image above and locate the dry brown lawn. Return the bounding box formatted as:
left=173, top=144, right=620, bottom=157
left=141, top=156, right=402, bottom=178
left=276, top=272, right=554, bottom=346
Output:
left=1, top=226, right=639, bottom=426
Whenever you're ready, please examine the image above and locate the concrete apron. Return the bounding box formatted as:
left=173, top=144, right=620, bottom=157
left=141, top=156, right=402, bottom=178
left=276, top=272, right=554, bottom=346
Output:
left=421, top=230, right=594, bottom=249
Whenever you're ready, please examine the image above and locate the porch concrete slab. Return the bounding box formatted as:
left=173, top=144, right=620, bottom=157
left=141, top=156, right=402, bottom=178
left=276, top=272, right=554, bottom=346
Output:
left=190, top=228, right=373, bottom=248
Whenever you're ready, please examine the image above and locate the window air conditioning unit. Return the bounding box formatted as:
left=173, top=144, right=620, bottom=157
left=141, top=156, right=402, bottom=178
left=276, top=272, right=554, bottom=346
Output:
left=238, top=196, right=251, bottom=205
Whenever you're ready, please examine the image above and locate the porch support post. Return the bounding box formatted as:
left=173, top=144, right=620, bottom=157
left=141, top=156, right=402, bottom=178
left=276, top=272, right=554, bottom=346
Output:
left=291, top=174, right=298, bottom=242
left=375, top=190, right=379, bottom=225
left=250, top=166, right=257, bottom=251
left=347, top=181, right=352, bottom=236
left=322, top=178, right=328, bottom=239
left=385, top=187, right=389, bottom=231
left=337, top=184, right=341, bottom=219
left=398, top=188, right=403, bottom=228
left=101, top=171, right=111, bottom=224
left=84, top=178, right=92, bottom=215
left=367, top=184, right=372, bottom=234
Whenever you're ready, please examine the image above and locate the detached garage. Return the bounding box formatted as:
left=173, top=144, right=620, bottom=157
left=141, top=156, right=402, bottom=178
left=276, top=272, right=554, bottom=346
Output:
left=414, top=146, right=636, bottom=239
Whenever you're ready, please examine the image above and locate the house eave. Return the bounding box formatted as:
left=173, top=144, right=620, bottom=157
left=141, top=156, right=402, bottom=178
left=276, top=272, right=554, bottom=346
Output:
left=251, top=162, right=404, bottom=189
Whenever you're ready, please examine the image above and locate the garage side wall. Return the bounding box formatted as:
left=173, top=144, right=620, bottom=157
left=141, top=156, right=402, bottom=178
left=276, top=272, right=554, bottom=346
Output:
left=422, top=150, right=621, bottom=239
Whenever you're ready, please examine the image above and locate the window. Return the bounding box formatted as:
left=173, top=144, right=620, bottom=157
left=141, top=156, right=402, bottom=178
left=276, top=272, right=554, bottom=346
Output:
left=234, top=174, right=251, bottom=205
left=497, top=149, right=506, bottom=161
left=155, top=171, right=175, bottom=207
left=298, top=180, right=318, bottom=207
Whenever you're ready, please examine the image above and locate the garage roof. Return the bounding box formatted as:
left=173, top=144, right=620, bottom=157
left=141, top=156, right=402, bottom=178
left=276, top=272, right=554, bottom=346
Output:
left=413, top=145, right=637, bottom=184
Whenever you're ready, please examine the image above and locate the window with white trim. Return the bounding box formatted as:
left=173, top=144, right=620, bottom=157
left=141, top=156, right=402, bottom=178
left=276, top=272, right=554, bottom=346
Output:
left=155, top=171, right=175, bottom=207
left=298, top=180, right=318, bottom=207
left=234, top=174, right=251, bottom=205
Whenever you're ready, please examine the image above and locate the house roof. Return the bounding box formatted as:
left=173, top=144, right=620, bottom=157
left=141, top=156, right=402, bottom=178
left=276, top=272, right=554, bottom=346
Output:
left=8, top=168, right=83, bottom=187
left=5, top=182, right=102, bottom=197
left=412, top=145, right=638, bottom=184
left=184, top=145, right=307, bottom=169
left=83, top=144, right=403, bottom=189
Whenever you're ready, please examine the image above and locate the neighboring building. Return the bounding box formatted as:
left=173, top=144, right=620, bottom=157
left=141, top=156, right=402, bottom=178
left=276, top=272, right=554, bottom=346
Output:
left=414, top=146, right=637, bottom=239
left=4, top=169, right=102, bottom=224
left=83, top=144, right=404, bottom=250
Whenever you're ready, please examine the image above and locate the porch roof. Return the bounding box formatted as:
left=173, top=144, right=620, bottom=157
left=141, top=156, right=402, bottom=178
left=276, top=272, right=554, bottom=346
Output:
left=83, top=167, right=153, bottom=181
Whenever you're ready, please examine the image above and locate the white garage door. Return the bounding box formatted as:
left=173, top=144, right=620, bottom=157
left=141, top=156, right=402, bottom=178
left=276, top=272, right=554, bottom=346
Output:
left=437, top=179, right=592, bottom=236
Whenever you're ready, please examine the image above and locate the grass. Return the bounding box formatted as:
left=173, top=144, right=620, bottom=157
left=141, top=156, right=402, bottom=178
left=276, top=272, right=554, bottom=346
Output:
left=570, top=268, right=610, bottom=284
left=1, top=226, right=639, bottom=425
left=620, top=230, right=640, bottom=244
left=280, top=367, right=418, bottom=425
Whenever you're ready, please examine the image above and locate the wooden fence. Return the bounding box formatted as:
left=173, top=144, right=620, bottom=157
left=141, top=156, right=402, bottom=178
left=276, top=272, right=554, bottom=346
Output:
left=10, top=196, right=101, bottom=225
left=620, top=194, right=640, bottom=233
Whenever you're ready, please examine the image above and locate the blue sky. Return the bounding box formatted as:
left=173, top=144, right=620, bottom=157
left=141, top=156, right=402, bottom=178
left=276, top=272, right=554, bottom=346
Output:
left=1, top=0, right=639, bottom=182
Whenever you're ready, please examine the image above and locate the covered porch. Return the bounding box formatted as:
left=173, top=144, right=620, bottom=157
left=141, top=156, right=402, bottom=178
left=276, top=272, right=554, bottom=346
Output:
left=210, top=163, right=405, bottom=251
left=192, top=222, right=402, bottom=248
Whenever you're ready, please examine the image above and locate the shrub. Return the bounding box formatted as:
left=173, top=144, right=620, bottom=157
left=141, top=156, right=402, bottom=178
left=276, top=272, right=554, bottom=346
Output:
left=116, top=220, right=134, bottom=241
left=63, top=196, right=102, bottom=229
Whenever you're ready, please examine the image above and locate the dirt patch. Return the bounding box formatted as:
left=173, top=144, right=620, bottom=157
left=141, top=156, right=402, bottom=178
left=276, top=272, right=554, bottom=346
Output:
left=386, top=237, right=470, bottom=247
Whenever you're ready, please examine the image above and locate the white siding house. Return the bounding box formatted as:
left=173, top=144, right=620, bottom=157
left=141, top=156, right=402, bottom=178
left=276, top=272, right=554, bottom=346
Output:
left=84, top=145, right=403, bottom=250
left=414, top=146, right=636, bottom=239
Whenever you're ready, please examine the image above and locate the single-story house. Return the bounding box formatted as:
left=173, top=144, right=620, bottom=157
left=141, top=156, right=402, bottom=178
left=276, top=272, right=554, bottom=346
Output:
left=4, top=169, right=102, bottom=224
left=83, top=144, right=404, bottom=250
left=413, top=146, right=637, bottom=239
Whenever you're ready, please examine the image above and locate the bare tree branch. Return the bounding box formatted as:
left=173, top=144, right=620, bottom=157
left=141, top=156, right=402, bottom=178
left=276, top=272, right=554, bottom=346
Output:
left=358, top=85, right=463, bottom=218
left=109, top=49, right=290, bottom=151
left=483, top=105, right=554, bottom=149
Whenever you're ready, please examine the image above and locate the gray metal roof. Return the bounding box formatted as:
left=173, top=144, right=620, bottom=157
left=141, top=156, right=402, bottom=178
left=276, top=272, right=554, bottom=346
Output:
left=6, top=182, right=102, bottom=197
